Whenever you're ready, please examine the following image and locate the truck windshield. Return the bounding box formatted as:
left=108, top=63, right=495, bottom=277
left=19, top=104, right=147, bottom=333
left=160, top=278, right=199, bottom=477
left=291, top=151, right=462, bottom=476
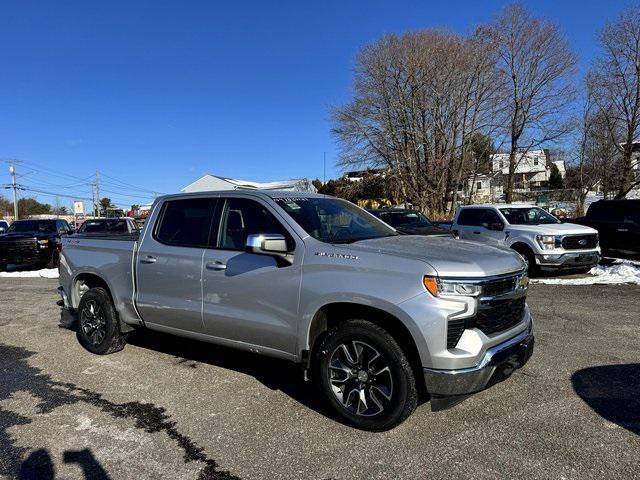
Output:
left=377, top=210, right=433, bottom=228
left=274, top=197, right=397, bottom=244
left=7, top=221, right=56, bottom=233
left=499, top=207, right=560, bottom=225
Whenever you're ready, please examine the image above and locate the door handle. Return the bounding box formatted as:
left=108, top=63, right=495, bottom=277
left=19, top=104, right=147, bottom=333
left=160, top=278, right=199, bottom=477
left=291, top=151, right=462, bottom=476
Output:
left=206, top=261, right=227, bottom=271
left=617, top=228, right=629, bottom=232
left=473, top=231, right=481, bottom=234
left=140, top=255, right=157, bottom=264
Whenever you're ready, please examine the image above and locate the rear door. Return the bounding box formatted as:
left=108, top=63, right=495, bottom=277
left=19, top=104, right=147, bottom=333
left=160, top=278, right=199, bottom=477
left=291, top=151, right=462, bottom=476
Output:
left=201, top=196, right=302, bottom=356
left=457, top=208, right=504, bottom=245
left=455, top=209, right=481, bottom=240
left=135, top=197, right=216, bottom=333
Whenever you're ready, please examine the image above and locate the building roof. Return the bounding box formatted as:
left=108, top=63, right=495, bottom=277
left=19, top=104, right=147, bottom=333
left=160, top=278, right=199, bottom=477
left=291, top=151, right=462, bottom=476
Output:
left=182, top=174, right=317, bottom=193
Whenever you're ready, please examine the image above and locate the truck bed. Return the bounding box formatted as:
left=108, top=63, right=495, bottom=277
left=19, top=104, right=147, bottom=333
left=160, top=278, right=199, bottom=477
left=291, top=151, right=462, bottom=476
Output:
left=69, top=232, right=140, bottom=241
left=60, top=234, right=139, bottom=325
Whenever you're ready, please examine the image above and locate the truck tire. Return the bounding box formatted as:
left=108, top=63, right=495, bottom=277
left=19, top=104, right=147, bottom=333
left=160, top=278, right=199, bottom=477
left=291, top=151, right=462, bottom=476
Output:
left=512, top=245, right=537, bottom=276
left=45, top=252, right=59, bottom=269
left=315, top=319, right=418, bottom=431
left=76, top=287, right=127, bottom=355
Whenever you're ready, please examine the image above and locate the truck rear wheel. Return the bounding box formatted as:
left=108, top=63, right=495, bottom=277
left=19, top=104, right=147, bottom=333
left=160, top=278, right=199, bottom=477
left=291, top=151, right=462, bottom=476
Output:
left=315, top=319, right=418, bottom=431
left=76, top=287, right=127, bottom=355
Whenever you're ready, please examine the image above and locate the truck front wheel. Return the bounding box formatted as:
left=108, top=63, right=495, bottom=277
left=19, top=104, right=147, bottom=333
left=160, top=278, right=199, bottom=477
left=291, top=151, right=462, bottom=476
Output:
left=76, top=287, right=127, bottom=355
left=315, top=319, right=418, bottom=431
left=512, top=245, right=537, bottom=276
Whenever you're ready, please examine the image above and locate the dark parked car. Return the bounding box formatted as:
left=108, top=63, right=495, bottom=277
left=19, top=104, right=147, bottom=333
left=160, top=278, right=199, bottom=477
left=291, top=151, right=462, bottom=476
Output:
left=574, top=199, right=640, bottom=258
left=368, top=208, right=451, bottom=236
left=0, top=219, right=71, bottom=270
left=0, top=220, right=9, bottom=234
left=76, top=217, right=139, bottom=235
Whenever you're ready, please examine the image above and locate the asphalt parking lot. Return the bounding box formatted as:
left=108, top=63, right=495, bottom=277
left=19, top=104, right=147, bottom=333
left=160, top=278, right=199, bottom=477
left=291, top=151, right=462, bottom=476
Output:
left=1, top=279, right=638, bottom=480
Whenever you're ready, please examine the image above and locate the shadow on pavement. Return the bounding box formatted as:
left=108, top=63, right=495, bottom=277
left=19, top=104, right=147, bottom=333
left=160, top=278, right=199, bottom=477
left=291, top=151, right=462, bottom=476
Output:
left=126, top=328, right=337, bottom=419
left=59, top=310, right=427, bottom=427
left=571, top=364, right=640, bottom=435
left=18, top=448, right=110, bottom=480
left=0, top=343, right=240, bottom=480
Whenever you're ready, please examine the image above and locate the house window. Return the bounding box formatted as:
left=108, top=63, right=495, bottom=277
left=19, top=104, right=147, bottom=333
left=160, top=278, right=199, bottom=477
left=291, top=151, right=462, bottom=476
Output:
left=534, top=157, right=539, bottom=166
left=499, top=160, right=504, bottom=169
left=477, top=181, right=482, bottom=190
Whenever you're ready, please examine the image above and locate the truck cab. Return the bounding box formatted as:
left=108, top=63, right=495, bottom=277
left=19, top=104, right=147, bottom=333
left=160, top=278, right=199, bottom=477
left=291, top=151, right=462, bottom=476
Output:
left=452, top=204, right=601, bottom=274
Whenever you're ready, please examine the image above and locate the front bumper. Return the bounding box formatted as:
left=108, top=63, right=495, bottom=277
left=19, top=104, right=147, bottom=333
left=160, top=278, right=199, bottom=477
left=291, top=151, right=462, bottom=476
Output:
left=423, top=324, right=534, bottom=398
left=535, top=251, right=600, bottom=269
left=0, top=248, right=54, bottom=266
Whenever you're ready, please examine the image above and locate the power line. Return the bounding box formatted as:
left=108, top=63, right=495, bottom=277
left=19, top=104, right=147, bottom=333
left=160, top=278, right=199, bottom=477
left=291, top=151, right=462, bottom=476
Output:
left=18, top=186, right=93, bottom=202
left=100, top=171, right=166, bottom=195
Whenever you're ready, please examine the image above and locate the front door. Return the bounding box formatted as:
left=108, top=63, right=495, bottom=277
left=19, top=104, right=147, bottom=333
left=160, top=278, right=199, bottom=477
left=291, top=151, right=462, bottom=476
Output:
left=202, top=196, right=302, bottom=356
left=136, top=197, right=216, bottom=333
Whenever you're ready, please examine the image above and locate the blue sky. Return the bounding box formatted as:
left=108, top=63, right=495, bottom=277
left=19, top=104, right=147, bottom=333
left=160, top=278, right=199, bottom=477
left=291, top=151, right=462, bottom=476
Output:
left=0, top=0, right=631, bottom=208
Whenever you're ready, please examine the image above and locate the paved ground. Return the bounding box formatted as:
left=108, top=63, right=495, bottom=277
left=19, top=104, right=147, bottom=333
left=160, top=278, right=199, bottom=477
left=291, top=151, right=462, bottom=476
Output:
left=0, top=279, right=638, bottom=480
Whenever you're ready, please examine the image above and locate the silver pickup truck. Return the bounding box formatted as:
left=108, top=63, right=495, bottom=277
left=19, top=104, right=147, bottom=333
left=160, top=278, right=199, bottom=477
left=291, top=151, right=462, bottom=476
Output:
left=58, top=191, right=534, bottom=431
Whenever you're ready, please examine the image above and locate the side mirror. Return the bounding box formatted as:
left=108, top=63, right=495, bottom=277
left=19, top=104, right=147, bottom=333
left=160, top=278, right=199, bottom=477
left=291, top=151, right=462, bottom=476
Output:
left=245, top=234, right=292, bottom=263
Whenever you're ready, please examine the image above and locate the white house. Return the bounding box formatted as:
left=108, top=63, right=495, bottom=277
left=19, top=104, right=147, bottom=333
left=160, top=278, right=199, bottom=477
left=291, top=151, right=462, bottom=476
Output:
left=458, top=172, right=504, bottom=201
left=490, top=149, right=565, bottom=190
left=182, top=175, right=317, bottom=193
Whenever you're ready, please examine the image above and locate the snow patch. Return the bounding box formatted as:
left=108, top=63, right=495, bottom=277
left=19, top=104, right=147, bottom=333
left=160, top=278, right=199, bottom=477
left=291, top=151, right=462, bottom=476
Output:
left=0, top=268, right=59, bottom=279
left=533, top=259, right=640, bottom=285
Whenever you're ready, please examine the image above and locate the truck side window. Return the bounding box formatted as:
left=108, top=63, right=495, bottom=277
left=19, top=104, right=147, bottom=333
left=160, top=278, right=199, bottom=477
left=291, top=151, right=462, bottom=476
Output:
left=479, top=209, right=501, bottom=226
left=155, top=198, right=213, bottom=247
left=218, top=198, right=292, bottom=251
left=457, top=209, right=482, bottom=226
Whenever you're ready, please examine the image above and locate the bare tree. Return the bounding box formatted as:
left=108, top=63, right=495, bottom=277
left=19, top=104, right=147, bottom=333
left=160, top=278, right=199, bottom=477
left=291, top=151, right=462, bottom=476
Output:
left=588, top=5, right=640, bottom=198
left=569, top=90, right=618, bottom=215
left=481, top=3, right=577, bottom=203
left=332, top=30, right=503, bottom=216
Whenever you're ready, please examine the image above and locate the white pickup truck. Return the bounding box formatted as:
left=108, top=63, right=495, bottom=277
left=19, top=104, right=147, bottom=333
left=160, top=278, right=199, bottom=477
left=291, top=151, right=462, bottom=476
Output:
left=452, top=204, right=600, bottom=274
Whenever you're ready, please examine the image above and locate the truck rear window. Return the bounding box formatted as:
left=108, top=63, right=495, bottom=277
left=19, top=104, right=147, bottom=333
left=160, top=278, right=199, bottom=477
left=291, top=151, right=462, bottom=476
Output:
left=155, top=198, right=214, bottom=247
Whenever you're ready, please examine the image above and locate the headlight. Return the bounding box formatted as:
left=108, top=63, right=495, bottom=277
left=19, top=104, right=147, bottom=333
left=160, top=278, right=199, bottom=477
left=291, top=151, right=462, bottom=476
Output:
left=37, top=239, right=49, bottom=245
left=423, top=276, right=482, bottom=297
left=517, top=273, right=530, bottom=289
left=536, top=235, right=559, bottom=250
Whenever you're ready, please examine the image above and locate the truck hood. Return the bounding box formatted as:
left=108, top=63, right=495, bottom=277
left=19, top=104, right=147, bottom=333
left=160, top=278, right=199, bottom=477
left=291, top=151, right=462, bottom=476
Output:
left=505, top=222, right=598, bottom=235
left=341, top=235, right=525, bottom=278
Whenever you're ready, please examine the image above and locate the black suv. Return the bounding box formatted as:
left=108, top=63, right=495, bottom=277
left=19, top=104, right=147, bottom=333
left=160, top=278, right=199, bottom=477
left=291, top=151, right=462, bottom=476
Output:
left=0, top=219, right=71, bottom=270
left=574, top=200, right=640, bottom=258
left=368, top=208, right=451, bottom=236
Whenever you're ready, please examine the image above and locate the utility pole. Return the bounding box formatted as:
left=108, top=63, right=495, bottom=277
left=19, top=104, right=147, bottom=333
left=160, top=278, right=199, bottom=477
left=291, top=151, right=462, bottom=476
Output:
left=9, top=162, right=19, bottom=221
left=95, top=170, right=100, bottom=217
